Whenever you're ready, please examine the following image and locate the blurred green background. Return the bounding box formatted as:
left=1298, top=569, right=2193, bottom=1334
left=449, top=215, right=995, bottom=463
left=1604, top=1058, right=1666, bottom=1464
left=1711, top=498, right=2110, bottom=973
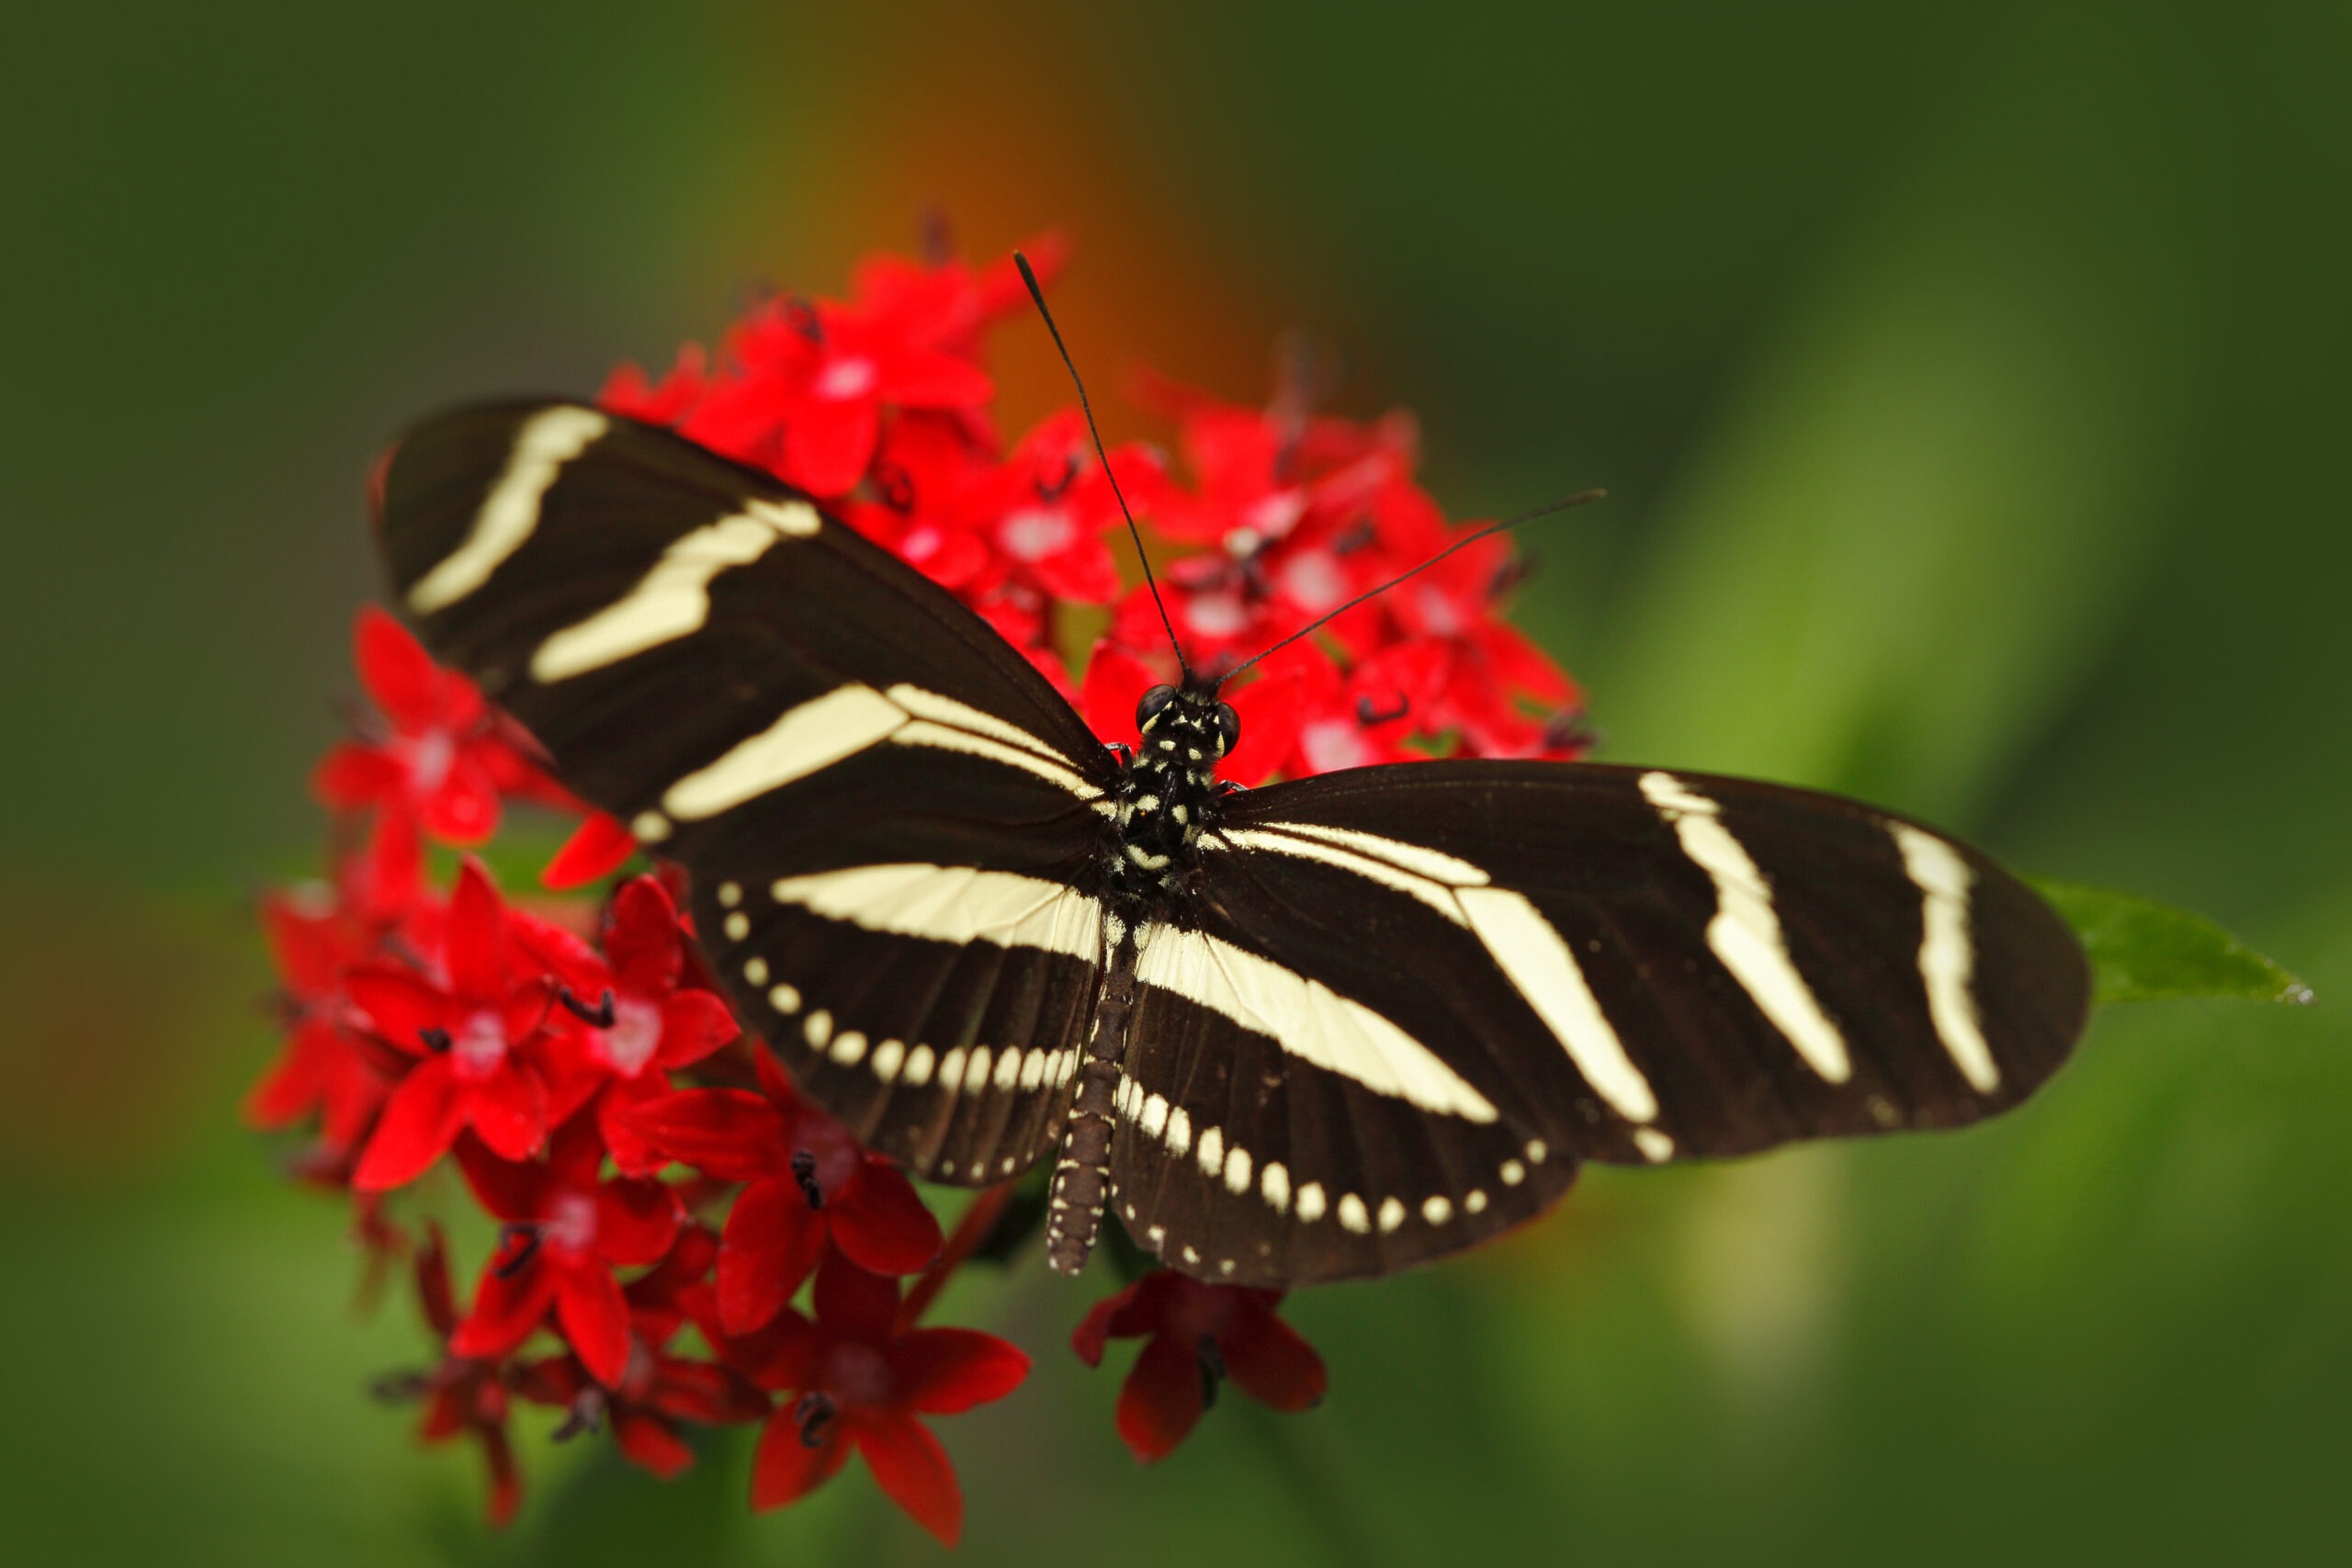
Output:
left=2, top=2, right=2345, bottom=1563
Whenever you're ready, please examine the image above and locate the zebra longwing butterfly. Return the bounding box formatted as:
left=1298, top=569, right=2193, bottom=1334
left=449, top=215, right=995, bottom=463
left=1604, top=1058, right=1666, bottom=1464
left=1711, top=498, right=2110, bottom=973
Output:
left=375, top=400, right=2091, bottom=1288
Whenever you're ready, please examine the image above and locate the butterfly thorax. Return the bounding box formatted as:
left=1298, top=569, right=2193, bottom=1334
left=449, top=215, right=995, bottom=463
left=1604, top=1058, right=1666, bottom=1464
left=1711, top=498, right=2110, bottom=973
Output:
left=1102, top=680, right=1238, bottom=911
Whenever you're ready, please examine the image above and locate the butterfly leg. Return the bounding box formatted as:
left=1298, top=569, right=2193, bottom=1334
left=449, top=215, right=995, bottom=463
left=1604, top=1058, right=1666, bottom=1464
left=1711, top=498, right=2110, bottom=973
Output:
left=1046, top=931, right=1140, bottom=1274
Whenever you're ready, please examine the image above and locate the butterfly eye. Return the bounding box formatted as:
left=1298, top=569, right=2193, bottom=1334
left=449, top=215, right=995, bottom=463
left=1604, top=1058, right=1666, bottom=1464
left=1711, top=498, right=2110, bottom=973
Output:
left=1136, top=684, right=1178, bottom=730
left=1212, top=702, right=1240, bottom=756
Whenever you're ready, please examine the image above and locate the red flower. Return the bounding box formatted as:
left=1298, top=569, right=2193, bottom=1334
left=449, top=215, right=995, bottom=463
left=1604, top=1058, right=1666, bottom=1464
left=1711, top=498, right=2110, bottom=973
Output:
left=740, top=1249, right=1029, bottom=1546
left=684, top=297, right=995, bottom=498
left=448, top=1116, right=684, bottom=1388
left=848, top=230, right=1068, bottom=359
left=243, top=882, right=392, bottom=1163
left=545, top=876, right=741, bottom=1173
left=1073, top=1270, right=1327, bottom=1462
left=844, top=412, right=1002, bottom=593
left=311, top=607, right=559, bottom=845
left=345, top=857, right=592, bottom=1188
left=960, top=409, right=1165, bottom=608
left=515, top=1224, right=770, bottom=1480
left=620, top=1051, right=942, bottom=1335
left=379, top=1224, right=523, bottom=1528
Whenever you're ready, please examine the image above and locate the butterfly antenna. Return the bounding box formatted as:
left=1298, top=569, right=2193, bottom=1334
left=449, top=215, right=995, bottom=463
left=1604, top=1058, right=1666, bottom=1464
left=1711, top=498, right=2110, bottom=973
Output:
left=1221, top=488, right=1607, bottom=684
left=1014, top=252, right=1190, bottom=681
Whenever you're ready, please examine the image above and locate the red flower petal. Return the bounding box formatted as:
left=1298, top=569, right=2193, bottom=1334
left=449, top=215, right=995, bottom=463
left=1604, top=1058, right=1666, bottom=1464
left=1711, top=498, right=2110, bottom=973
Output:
left=653, top=989, right=739, bottom=1070
left=555, top=1267, right=635, bottom=1388
left=810, top=1247, right=901, bottom=1337
left=619, top=1089, right=784, bottom=1180
left=828, top=1161, right=944, bottom=1277
left=423, top=752, right=503, bottom=845
left=354, top=605, right=448, bottom=729
left=350, top=807, right=424, bottom=923
left=446, top=858, right=507, bottom=1002
left=853, top=1412, right=964, bottom=1546
left=1114, top=1329, right=1207, bottom=1463
left=481, top=1427, right=523, bottom=1529
left=893, top=1328, right=1030, bottom=1415
left=649, top=1357, right=770, bottom=1426
left=353, top=1054, right=463, bottom=1190
left=878, top=347, right=995, bottom=410
left=542, top=811, right=639, bottom=890
left=1069, top=1270, right=1182, bottom=1365
left=417, top=1222, right=460, bottom=1337
left=242, top=1019, right=337, bottom=1129
left=785, top=396, right=881, bottom=498
left=613, top=1410, right=697, bottom=1480
left=603, top=875, right=684, bottom=993
left=343, top=964, right=447, bottom=1052
left=464, top=1064, right=548, bottom=1162
left=1222, top=663, right=1312, bottom=786
left=751, top=1411, right=852, bottom=1511
left=1219, top=1303, right=1328, bottom=1413
left=451, top=1262, right=558, bottom=1362
left=595, top=1178, right=684, bottom=1268
left=594, top=1074, right=670, bottom=1178
left=718, top=1176, right=825, bottom=1337
left=1078, top=641, right=1165, bottom=744
left=452, top=1134, right=546, bottom=1223
left=311, top=741, right=401, bottom=809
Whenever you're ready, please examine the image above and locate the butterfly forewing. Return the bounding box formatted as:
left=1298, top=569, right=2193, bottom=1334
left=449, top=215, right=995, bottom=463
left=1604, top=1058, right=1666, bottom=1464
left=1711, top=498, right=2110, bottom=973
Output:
left=376, top=401, right=1120, bottom=1185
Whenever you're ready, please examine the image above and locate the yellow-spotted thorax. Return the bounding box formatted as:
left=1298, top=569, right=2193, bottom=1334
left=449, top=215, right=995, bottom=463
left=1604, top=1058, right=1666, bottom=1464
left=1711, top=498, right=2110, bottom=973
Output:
left=1105, top=678, right=1238, bottom=908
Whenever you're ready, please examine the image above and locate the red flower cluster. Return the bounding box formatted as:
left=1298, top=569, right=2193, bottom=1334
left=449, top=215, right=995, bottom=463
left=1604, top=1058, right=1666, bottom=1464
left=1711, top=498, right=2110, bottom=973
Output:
left=254, top=231, right=1587, bottom=1542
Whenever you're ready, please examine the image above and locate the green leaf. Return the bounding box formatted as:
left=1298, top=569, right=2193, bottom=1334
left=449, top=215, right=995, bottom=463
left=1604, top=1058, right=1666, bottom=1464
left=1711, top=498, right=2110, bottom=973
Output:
left=2030, top=878, right=2315, bottom=1007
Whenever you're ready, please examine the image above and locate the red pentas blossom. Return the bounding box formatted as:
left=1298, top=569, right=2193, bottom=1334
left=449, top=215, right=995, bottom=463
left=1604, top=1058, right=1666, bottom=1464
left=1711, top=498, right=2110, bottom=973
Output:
left=1073, top=1270, right=1329, bottom=1463
left=515, top=1225, right=771, bottom=1479
left=345, top=857, right=596, bottom=1189
left=449, top=1117, right=684, bottom=1388
left=243, top=881, right=396, bottom=1172
left=514, top=874, right=740, bottom=1173
left=379, top=1224, right=524, bottom=1527
left=621, top=1051, right=943, bottom=1336
left=313, top=607, right=566, bottom=844
left=729, top=1249, right=1030, bottom=1546
left=254, top=231, right=1591, bottom=1537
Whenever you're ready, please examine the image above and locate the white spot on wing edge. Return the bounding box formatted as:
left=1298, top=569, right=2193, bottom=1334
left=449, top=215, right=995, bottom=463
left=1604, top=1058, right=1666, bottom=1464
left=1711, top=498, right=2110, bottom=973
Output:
left=1639, top=770, right=1852, bottom=1084
left=1891, top=823, right=2000, bottom=1092
left=1295, top=1182, right=1327, bottom=1222
left=407, top=406, right=608, bottom=613
left=1632, top=1126, right=1676, bottom=1163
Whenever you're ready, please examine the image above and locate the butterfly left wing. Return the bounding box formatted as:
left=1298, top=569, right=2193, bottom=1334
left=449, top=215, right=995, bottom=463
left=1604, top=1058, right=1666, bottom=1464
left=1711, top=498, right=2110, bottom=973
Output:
left=1107, top=760, right=2090, bottom=1286
left=375, top=400, right=1122, bottom=1185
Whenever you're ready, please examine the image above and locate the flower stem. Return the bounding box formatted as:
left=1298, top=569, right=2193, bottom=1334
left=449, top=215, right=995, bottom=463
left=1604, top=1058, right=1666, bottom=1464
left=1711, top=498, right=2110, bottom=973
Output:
left=898, top=1182, right=1015, bottom=1330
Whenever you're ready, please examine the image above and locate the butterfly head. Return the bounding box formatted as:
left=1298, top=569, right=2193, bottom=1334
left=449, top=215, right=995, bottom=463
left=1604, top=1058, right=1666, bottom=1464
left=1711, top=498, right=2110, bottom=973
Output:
left=1135, top=677, right=1238, bottom=771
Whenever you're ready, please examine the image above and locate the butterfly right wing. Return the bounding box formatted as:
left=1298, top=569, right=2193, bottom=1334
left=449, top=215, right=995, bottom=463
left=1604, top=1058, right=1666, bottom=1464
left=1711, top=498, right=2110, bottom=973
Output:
left=376, top=400, right=1122, bottom=1183
left=1105, top=759, right=2089, bottom=1286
